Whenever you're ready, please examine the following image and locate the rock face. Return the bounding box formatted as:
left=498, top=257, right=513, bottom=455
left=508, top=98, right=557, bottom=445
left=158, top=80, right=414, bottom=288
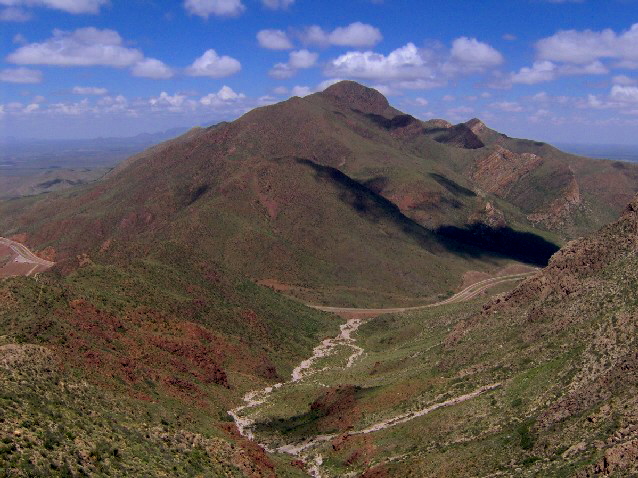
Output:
left=465, top=118, right=487, bottom=135
left=471, top=145, right=543, bottom=196
left=527, top=168, right=583, bottom=228
left=469, top=201, right=507, bottom=228
left=491, top=194, right=638, bottom=311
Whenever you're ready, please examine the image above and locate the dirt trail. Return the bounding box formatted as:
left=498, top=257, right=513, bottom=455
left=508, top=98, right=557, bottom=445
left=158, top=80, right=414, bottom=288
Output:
left=228, top=270, right=535, bottom=477
left=311, top=272, right=535, bottom=315
left=0, top=237, right=55, bottom=277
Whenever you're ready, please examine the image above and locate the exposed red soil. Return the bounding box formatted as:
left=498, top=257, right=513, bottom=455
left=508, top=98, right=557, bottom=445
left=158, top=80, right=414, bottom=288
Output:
left=310, top=385, right=362, bottom=432
left=358, top=464, right=390, bottom=478
left=221, top=423, right=277, bottom=478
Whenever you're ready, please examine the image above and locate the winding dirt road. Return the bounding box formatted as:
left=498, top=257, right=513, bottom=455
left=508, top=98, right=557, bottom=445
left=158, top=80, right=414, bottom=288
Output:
left=311, top=271, right=536, bottom=315
left=0, top=237, right=54, bottom=278
left=229, top=270, right=536, bottom=477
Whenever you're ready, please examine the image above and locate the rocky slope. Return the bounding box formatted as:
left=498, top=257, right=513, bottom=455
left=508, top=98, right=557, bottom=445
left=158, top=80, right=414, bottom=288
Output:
left=235, top=195, right=638, bottom=477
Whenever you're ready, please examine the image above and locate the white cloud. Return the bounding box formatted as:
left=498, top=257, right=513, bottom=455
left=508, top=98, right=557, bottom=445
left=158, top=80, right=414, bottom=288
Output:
left=328, top=22, right=382, bottom=48
left=324, top=37, right=502, bottom=91
left=200, top=85, right=245, bottom=106
left=325, top=43, right=432, bottom=81
left=48, top=98, right=92, bottom=115
left=446, top=37, right=503, bottom=73
left=610, top=85, right=638, bottom=103
left=288, top=49, right=318, bottom=68
left=187, top=49, right=241, bottom=78
left=508, top=59, right=607, bottom=86
left=0, top=7, right=31, bottom=20
left=489, top=101, right=524, bottom=112
left=23, top=103, right=39, bottom=113
left=269, top=49, right=317, bottom=78
left=96, top=94, right=128, bottom=112
left=559, top=60, right=608, bottom=75
left=530, top=91, right=550, bottom=102
left=0, top=67, right=41, bottom=83
left=291, top=85, right=312, bottom=97
left=149, top=92, right=193, bottom=113
left=257, top=29, right=292, bottom=50
left=261, top=0, right=293, bottom=9
left=301, top=22, right=382, bottom=48
left=415, top=97, right=429, bottom=106
left=72, top=86, right=107, bottom=95
left=536, top=23, right=638, bottom=65
left=612, top=75, right=637, bottom=86
left=0, top=0, right=108, bottom=14
left=7, top=28, right=143, bottom=67
left=269, top=63, right=294, bottom=79
left=511, top=61, right=557, bottom=84
left=132, top=58, right=173, bottom=79
left=183, top=0, right=244, bottom=18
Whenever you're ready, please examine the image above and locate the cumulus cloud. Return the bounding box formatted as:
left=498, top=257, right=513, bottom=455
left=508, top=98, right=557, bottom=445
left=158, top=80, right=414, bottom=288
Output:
left=511, top=61, right=557, bottom=84
left=132, top=58, right=173, bottom=79
left=444, top=37, right=504, bottom=73
left=72, top=86, right=107, bottom=95
left=7, top=28, right=143, bottom=67
left=48, top=98, right=92, bottom=115
left=187, top=49, right=241, bottom=77
left=301, top=22, right=382, bottom=48
left=0, top=67, right=42, bottom=83
left=0, top=7, right=31, bottom=20
left=0, top=0, right=108, bottom=14
left=325, top=43, right=432, bottom=81
left=508, top=59, right=607, bottom=86
left=291, top=85, right=312, bottom=97
left=261, top=0, right=293, bottom=9
left=536, top=23, right=638, bottom=65
left=269, top=49, right=318, bottom=79
left=610, top=85, right=638, bottom=103
left=97, top=94, right=128, bottom=113
left=183, top=0, right=244, bottom=18
left=324, top=37, right=502, bottom=92
left=257, top=29, right=293, bottom=50
left=200, top=85, right=245, bottom=106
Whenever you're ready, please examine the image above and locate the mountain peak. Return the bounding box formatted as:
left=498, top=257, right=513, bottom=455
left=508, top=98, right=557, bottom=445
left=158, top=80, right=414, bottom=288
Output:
left=320, top=81, right=392, bottom=116
left=465, top=118, right=487, bottom=134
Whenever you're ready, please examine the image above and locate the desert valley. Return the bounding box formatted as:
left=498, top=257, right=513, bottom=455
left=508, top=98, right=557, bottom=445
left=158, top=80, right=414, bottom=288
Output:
left=2, top=1, right=638, bottom=477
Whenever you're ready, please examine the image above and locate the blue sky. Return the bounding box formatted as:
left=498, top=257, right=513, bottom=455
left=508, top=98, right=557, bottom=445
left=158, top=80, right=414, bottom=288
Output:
left=1, top=0, right=638, bottom=144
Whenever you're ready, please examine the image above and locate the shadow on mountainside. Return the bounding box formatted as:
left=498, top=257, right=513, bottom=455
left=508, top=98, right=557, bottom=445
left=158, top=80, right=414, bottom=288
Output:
left=436, top=223, right=560, bottom=267
left=297, top=157, right=559, bottom=267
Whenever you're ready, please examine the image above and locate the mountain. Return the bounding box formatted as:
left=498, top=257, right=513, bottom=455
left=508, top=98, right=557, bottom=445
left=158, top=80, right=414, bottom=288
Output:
left=2, top=81, right=636, bottom=307
left=236, top=194, right=638, bottom=477
left=2, top=80, right=638, bottom=477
